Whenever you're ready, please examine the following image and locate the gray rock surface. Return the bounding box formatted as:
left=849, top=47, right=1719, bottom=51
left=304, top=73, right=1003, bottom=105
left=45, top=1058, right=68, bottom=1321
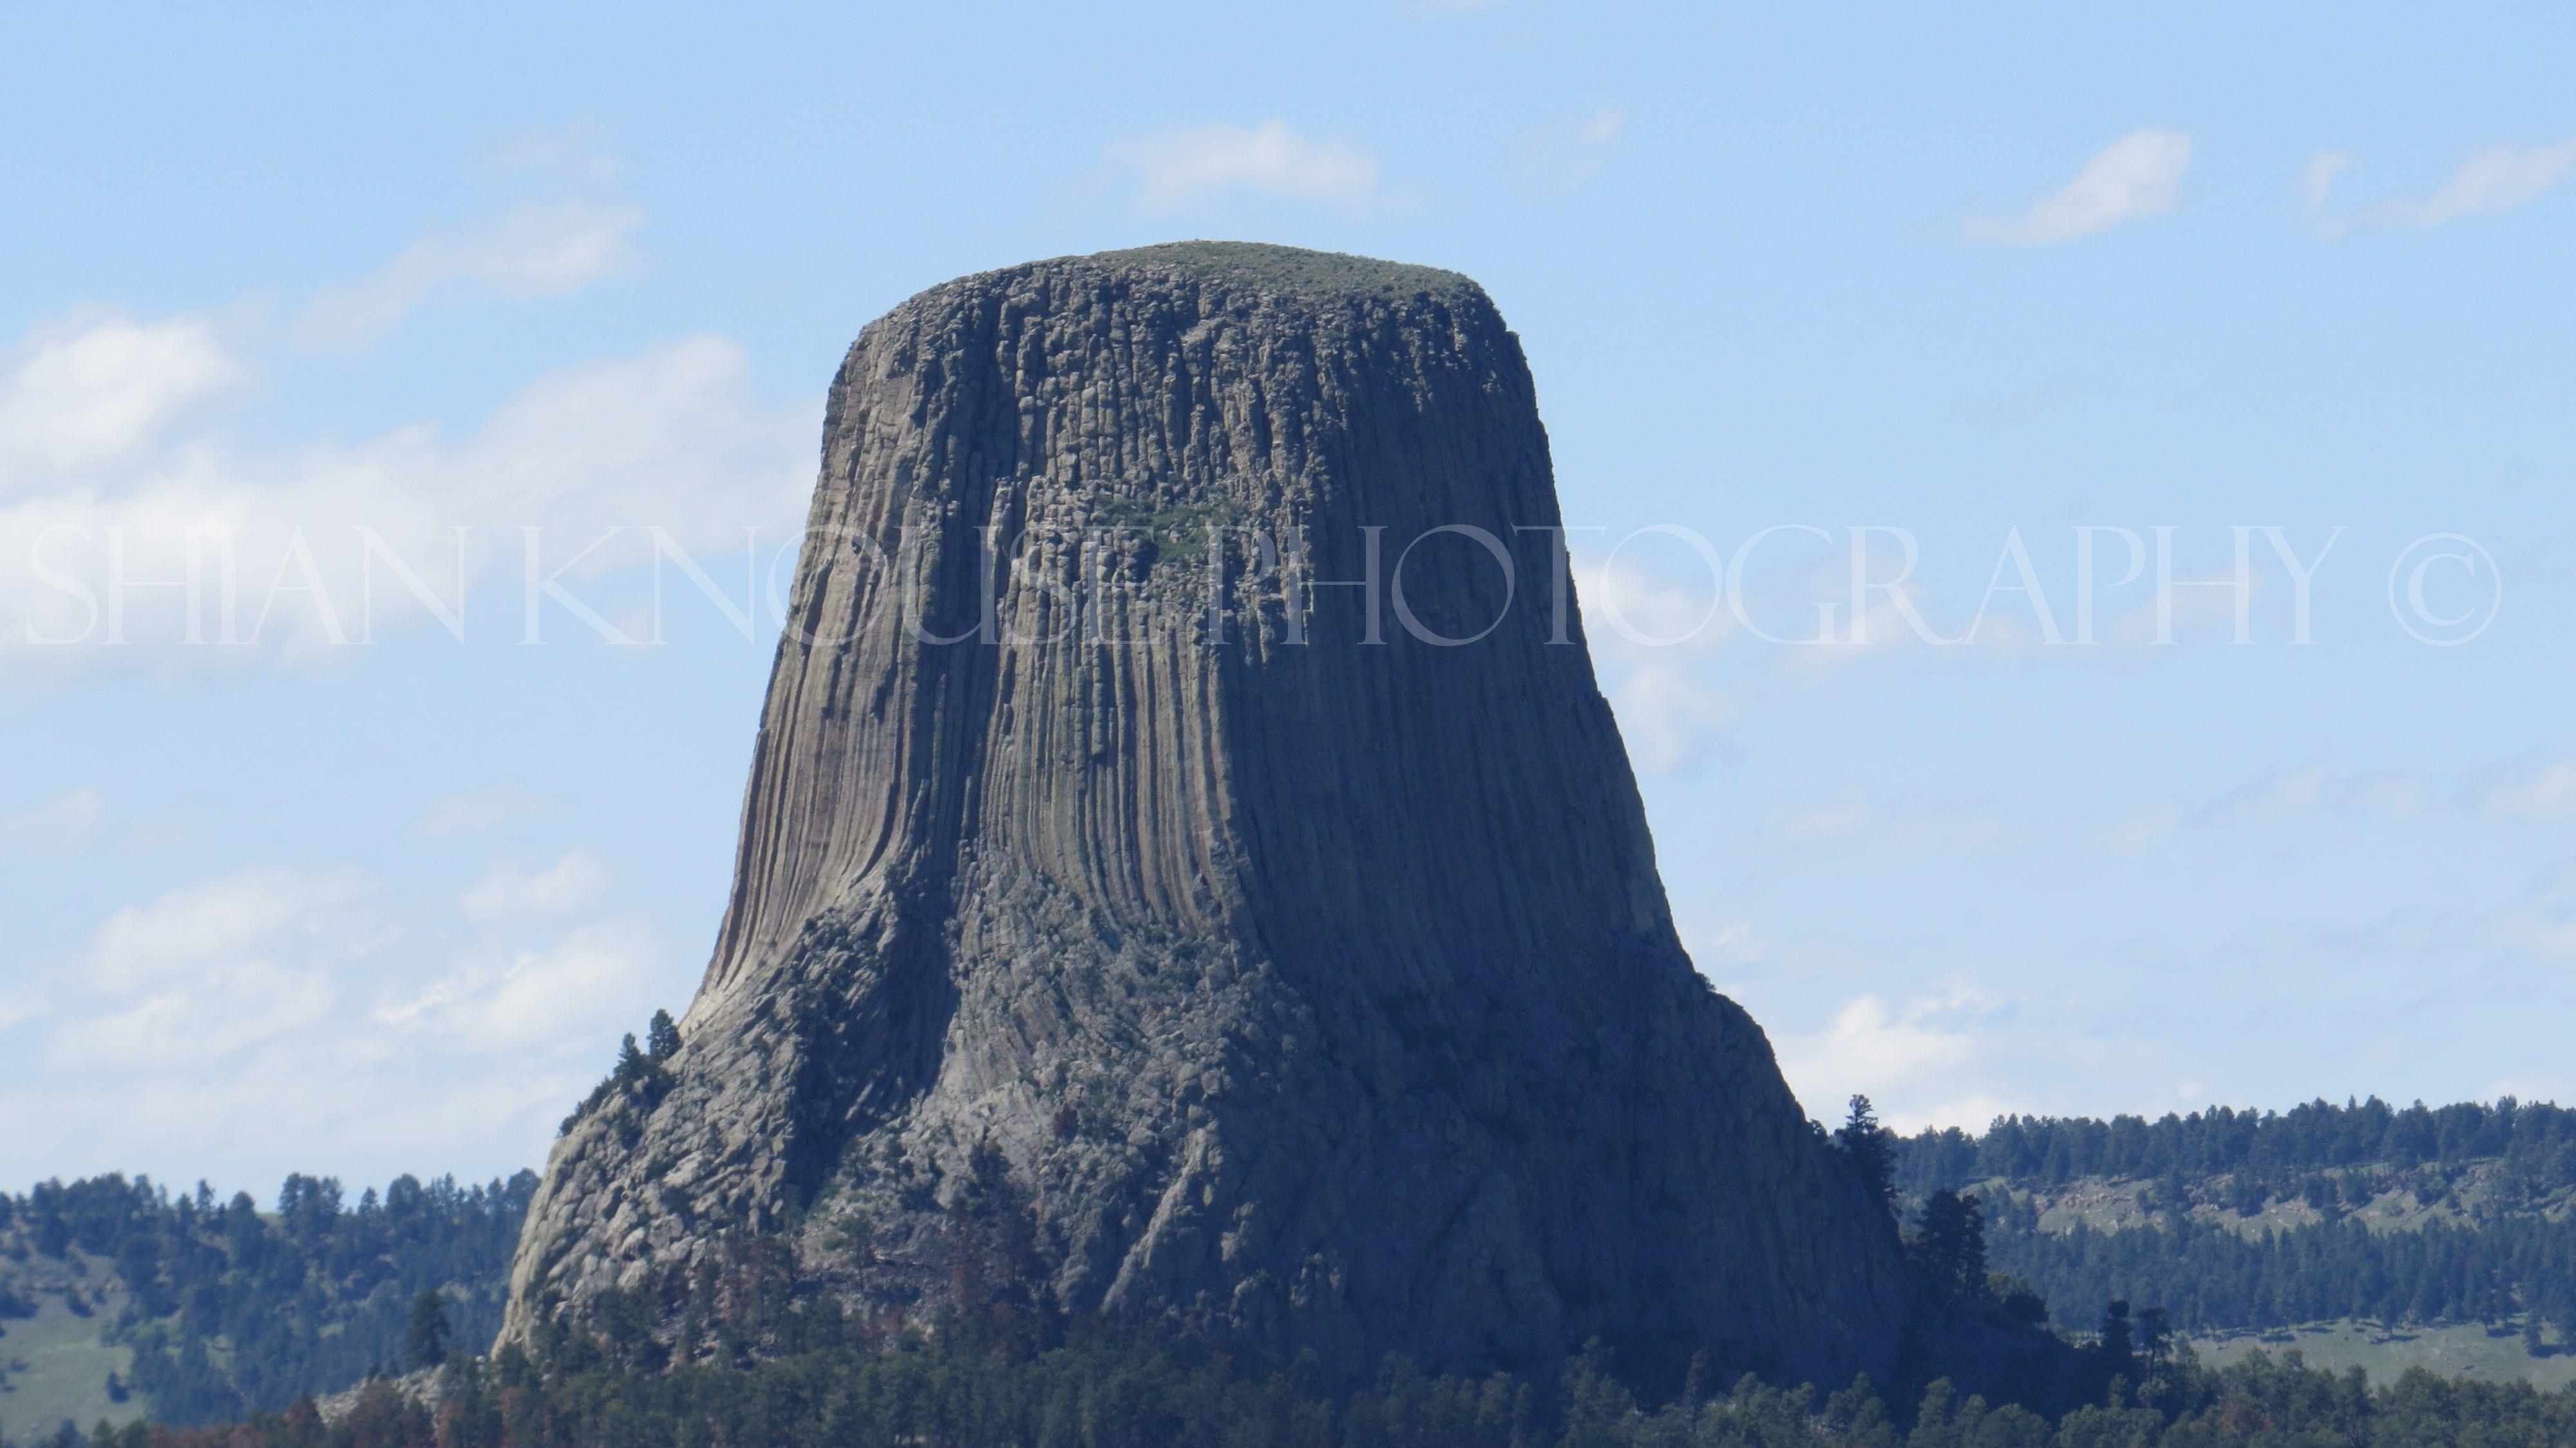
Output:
left=500, top=242, right=1907, bottom=1384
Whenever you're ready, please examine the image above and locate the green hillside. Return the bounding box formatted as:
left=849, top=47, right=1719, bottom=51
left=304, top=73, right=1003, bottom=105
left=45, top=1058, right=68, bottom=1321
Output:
left=1895, top=1096, right=2576, bottom=1386
left=0, top=1279, right=135, bottom=1443
left=0, top=1170, right=534, bottom=1429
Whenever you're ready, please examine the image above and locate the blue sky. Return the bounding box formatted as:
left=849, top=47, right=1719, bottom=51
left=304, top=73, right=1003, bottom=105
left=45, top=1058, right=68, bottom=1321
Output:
left=4, top=2, right=2574, bottom=1197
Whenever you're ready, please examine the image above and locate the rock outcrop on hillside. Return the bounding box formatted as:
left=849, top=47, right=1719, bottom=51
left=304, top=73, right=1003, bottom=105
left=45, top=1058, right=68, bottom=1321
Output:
left=500, top=242, right=1907, bottom=1385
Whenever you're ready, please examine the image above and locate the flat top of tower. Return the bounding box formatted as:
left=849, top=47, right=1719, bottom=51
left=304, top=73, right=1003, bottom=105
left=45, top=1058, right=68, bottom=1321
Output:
left=1065, top=241, right=1481, bottom=301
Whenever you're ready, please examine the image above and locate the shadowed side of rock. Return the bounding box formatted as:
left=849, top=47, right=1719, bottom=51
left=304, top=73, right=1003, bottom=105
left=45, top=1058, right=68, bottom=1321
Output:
left=501, top=241, right=1908, bottom=1386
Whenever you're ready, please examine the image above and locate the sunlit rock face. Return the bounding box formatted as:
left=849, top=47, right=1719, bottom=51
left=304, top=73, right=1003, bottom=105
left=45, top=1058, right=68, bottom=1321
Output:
left=501, top=242, right=1905, bottom=1386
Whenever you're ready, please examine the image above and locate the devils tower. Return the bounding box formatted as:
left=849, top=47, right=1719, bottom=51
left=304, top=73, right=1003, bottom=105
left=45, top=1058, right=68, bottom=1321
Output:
left=501, top=242, right=1906, bottom=1384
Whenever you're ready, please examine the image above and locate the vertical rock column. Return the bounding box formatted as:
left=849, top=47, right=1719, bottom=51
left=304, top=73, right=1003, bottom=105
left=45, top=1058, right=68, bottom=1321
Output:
left=502, top=242, right=1907, bottom=1387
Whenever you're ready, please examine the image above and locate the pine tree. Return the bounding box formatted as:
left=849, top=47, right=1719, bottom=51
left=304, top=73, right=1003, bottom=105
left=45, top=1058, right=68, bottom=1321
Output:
left=647, top=1009, right=682, bottom=1062
left=1908, top=1188, right=1992, bottom=1308
left=405, top=1290, right=451, bottom=1370
left=1835, top=1096, right=1897, bottom=1219
left=2097, top=1300, right=2136, bottom=1371
left=2136, top=1305, right=2172, bottom=1371
left=613, top=1033, right=650, bottom=1087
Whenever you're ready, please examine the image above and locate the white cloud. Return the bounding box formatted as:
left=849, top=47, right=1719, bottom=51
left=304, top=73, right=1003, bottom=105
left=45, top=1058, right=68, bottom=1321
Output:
left=2206, top=765, right=2432, bottom=826
left=417, top=783, right=554, bottom=839
left=2096, top=758, right=2575, bottom=850
left=1105, top=121, right=1378, bottom=211
left=0, top=146, right=810, bottom=686
left=2324, top=140, right=2576, bottom=235
left=2300, top=150, right=2353, bottom=213
left=2483, top=761, right=2576, bottom=821
left=1607, top=664, right=1734, bottom=775
left=383, top=917, right=661, bottom=1053
left=0, top=326, right=817, bottom=683
left=2105, top=567, right=2265, bottom=646
left=1763, top=786, right=2028, bottom=852
left=1782, top=580, right=1943, bottom=672
left=57, top=959, right=335, bottom=1067
left=1964, top=129, right=2192, bottom=246
left=462, top=849, right=611, bottom=922
left=0, top=786, right=106, bottom=860
left=2103, top=800, right=2186, bottom=853
left=5, top=851, right=682, bottom=1186
left=462, top=332, right=813, bottom=540
left=1687, top=917, right=1768, bottom=968
left=1578, top=535, right=1741, bottom=774
left=2495, top=864, right=2576, bottom=966
left=1776, top=993, right=1991, bottom=1131
left=2224, top=765, right=2331, bottom=821
left=89, top=864, right=377, bottom=992
left=1771, top=787, right=1873, bottom=843
left=2090, top=766, right=2448, bottom=853
left=1511, top=106, right=1627, bottom=196
left=298, top=197, right=643, bottom=350
left=58, top=866, right=379, bottom=1067
left=122, top=815, right=193, bottom=852
left=480, top=120, right=621, bottom=186
left=0, top=314, right=246, bottom=484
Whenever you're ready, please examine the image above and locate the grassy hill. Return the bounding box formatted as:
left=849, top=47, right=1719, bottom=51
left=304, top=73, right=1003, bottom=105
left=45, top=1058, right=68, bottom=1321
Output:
left=1893, top=1096, right=2576, bottom=1386
left=2192, top=1318, right=2576, bottom=1389
left=0, top=1261, right=136, bottom=1443
left=0, top=1170, right=534, bottom=1429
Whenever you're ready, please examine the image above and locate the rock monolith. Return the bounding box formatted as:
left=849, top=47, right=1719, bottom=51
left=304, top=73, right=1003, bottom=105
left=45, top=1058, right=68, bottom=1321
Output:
left=502, top=242, right=1907, bottom=1386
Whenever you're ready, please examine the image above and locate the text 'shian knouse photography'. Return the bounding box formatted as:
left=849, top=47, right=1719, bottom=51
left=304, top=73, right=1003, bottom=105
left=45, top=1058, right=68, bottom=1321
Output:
left=3, top=8, right=2571, bottom=1447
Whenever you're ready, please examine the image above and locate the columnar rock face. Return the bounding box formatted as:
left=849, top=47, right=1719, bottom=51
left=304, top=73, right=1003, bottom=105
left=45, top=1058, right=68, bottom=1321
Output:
left=501, top=242, right=1906, bottom=1384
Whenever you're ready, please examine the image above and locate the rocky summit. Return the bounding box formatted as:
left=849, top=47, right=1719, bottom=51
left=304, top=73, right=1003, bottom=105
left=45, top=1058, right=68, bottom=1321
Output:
left=500, top=242, right=1907, bottom=1386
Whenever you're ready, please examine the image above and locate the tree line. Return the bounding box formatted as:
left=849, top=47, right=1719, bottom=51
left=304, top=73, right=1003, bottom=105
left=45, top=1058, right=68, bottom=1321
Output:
left=1982, top=1197, right=2576, bottom=1342
left=1888, top=1094, right=2576, bottom=1343
left=1896, top=1095, right=2576, bottom=1204
left=0, top=1168, right=537, bottom=1426
left=62, top=1313, right=2576, bottom=1448
left=20, top=1086, right=2576, bottom=1440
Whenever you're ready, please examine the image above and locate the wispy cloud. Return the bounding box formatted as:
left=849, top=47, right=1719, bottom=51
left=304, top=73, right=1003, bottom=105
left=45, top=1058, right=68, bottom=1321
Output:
left=2105, top=757, right=2576, bottom=850
left=2299, top=151, right=2353, bottom=213
left=1510, top=105, right=1627, bottom=196
left=1965, top=129, right=2192, bottom=247
left=2205, top=765, right=2432, bottom=826
left=417, top=784, right=554, bottom=839
left=461, top=849, right=611, bottom=923
left=0, top=314, right=245, bottom=483
left=0, top=321, right=816, bottom=685
left=380, top=916, right=661, bottom=1053
left=479, top=120, right=621, bottom=187
left=1770, top=788, right=1873, bottom=844
left=1774, top=993, right=1998, bottom=1131
left=7, top=851, right=676, bottom=1186
left=298, top=197, right=643, bottom=350
left=0, top=786, right=107, bottom=861
left=60, top=866, right=380, bottom=1068
left=1104, top=120, right=1378, bottom=211
left=1763, top=786, right=2031, bottom=852
left=2101, top=801, right=2188, bottom=854
left=89, top=864, right=377, bottom=992
left=2313, top=140, right=2576, bottom=236
left=2483, top=760, right=2576, bottom=821
left=1578, top=536, right=1741, bottom=774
